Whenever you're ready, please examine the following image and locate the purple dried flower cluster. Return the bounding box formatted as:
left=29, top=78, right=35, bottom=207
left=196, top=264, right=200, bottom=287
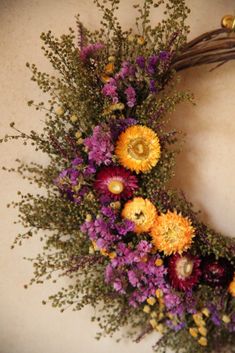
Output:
left=54, top=157, right=89, bottom=203
left=79, top=42, right=104, bottom=62
left=81, top=206, right=135, bottom=251
left=105, top=241, right=168, bottom=306
left=84, top=125, right=114, bottom=166
left=102, top=51, right=171, bottom=108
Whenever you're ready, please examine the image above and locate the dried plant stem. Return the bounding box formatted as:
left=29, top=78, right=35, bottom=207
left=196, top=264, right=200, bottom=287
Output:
left=172, top=28, right=235, bottom=71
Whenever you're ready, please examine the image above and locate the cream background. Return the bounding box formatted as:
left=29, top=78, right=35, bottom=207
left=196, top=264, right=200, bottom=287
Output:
left=0, top=1, right=235, bottom=353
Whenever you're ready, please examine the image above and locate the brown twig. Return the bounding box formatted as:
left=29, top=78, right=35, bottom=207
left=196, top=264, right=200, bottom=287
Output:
left=172, top=28, right=235, bottom=71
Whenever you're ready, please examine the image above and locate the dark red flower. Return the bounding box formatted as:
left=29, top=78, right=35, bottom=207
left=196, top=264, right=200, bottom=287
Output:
left=94, top=166, right=138, bottom=201
left=168, top=253, right=202, bottom=291
left=202, top=257, right=233, bottom=287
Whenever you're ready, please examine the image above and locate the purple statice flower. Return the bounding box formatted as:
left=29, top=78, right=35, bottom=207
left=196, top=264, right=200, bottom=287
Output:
left=147, top=54, right=159, bottom=75
left=102, top=78, right=119, bottom=103
left=115, top=61, right=136, bottom=80
left=228, top=314, right=235, bottom=332
left=81, top=207, right=135, bottom=252
left=164, top=292, right=182, bottom=312
left=136, top=56, right=145, bottom=69
left=159, top=50, right=171, bottom=61
left=104, top=242, right=168, bottom=307
left=149, top=79, right=157, bottom=93
left=81, top=217, right=115, bottom=250
left=183, top=291, right=197, bottom=314
left=109, top=117, right=137, bottom=141
left=79, top=42, right=104, bottom=62
left=113, top=278, right=125, bottom=293
left=54, top=157, right=86, bottom=203
left=125, top=85, right=136, bottom=108
left=166, top=320, right=186, bottom=332
left=84, top=163, right=96, bottom=176
left=115, top=219, right=135, bottom=235
left=84, top=125, right=114, bottom=166
left=71, top=157, right=83, bottom=167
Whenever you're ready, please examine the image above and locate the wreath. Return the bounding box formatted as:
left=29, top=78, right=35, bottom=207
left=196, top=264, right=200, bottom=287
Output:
left=2, top=1, right=235, bottom=353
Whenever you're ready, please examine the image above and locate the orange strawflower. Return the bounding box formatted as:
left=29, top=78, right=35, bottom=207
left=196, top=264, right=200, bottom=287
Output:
left=150, top=211, right=195, bottom=255
left=115, top=125, right=161, bottom=173
left=122, top=197, right=157, bottom=234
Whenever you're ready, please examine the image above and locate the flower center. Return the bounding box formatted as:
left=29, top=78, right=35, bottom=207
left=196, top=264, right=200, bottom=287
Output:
left=107, top=180, right=124, bottom=194
left=134, top=211, right=146, bottom=224
left=128, top=138, right=150, bottom=160
left=176, top=257, right=194, bottom=279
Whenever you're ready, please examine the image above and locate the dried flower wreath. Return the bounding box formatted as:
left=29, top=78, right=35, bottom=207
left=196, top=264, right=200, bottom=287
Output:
left=2, top=1, right=235, bottom=353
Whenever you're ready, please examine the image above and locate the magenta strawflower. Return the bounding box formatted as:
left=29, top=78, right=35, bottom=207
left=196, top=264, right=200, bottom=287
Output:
left=168, top=253, right=202, bottom=291
left=94, top=166, right=138, bottom=201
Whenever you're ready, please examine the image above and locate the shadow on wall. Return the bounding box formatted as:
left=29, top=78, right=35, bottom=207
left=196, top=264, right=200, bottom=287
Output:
left=168, top=62, right=235, bottom=236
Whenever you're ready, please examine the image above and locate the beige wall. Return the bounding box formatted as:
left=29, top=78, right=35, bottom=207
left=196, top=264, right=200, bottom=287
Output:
left=0, top=1, right=234, bottom=353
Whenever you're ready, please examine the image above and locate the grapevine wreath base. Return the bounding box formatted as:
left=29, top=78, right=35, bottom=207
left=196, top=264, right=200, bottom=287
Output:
left=2, top=1, right=235, bottom=353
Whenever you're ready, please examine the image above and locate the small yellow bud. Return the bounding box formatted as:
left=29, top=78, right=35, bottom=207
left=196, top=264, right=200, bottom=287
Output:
left=55, top=106, right=64, bottom=116
left=100, top=248, right=109, bottom=256
left=155, top=289, right=163, bottom=298
left=108, top=56, right=115, bottom=62
left=86, top=214, right=92, bottom=222
left=108, top=252, right=116, bottom=259
left=137, top=36, right=145, bottom=45
left=150, top=311, right=157, bottom=318
left=77, top=138, right=83, bottom=145
left=193, top=313, right=205, bottom=327
left=167, top=313, right=174, bottom=320
left=89, top=246, right=95, bottom=255
left=149, top=319, right=157, bottom=328
left=143, top=305, right=151, bottom=314
left=100, top=75, right=111, bottom=83
left=198, top=337, right=207, bottom=346
left=156, top=324, right=164, bottom=333
left=189, top=327, right=198, bottom=338
left=198, top=326, right=207, bottom=336
left=70, top=114, right=78, bottom=123
left=75, top=131, right=82, bottom=139
left=155, top=258, right=163, bottom=266
left=127, top=34, right=134, bottom=42
left=146, top=297, right=156, bottom=306
left=201, top=308, right=210, bottom=317
left=222, top=315, right=231, bottom=323
left=92, top=241, right=99, bottom=251
left=104, top=62, right=114, bottom=75
left=158, top=313, right=164, bottom=320
left=110, top=201, right=121, bottom=209
left=110, top=102, right=125, bottom=111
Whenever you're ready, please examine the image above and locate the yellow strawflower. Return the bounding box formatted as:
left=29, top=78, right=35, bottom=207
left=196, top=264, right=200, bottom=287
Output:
left=122, top=197, right=157, bottom=234
left=115, top=125, right=161, bottom=173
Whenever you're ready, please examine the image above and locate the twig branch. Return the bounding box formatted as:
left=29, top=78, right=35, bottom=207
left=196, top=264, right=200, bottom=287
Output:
left=172, top=28, right=235, bottom=71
